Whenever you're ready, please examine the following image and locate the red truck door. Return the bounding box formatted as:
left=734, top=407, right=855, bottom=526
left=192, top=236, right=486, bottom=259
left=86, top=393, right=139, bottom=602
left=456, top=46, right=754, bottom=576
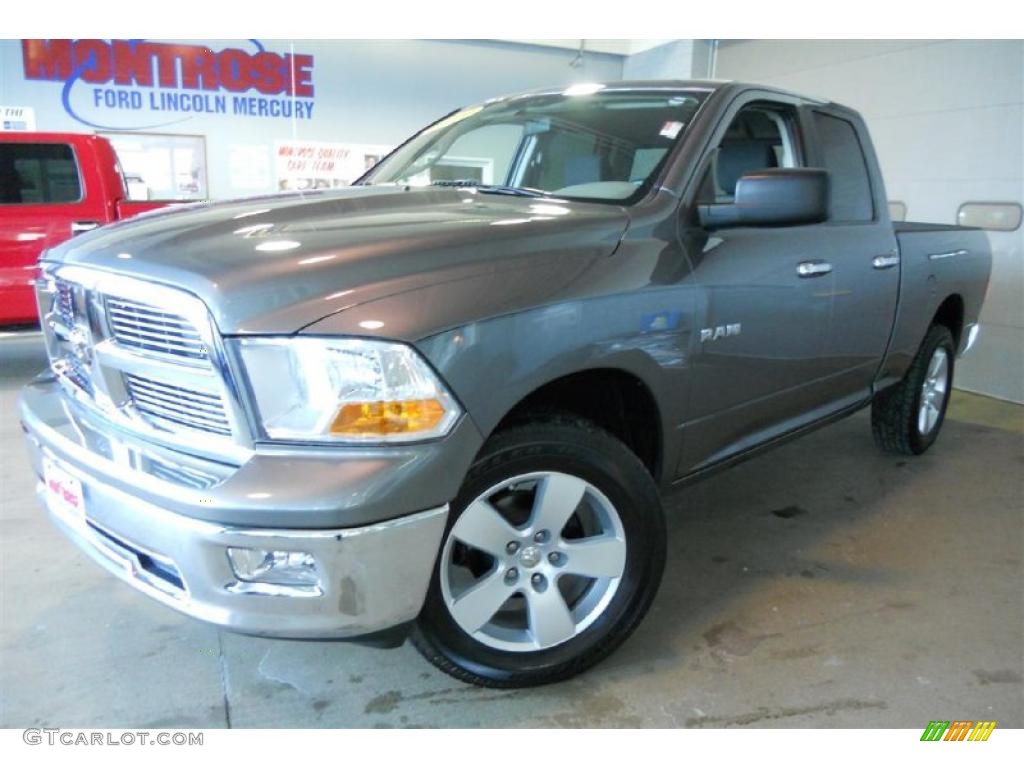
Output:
left=0, top=136, right=113, bottom=325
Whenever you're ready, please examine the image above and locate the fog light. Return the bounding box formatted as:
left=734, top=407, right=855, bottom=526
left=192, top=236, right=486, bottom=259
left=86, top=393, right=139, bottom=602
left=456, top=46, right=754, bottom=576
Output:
left=227, top=548, right=319, bottom=587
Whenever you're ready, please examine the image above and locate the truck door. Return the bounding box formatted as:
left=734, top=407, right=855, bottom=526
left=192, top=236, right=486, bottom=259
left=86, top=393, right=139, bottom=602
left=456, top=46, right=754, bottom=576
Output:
left=0, top=140, right=105, bottom=324
left=676, top=99, right=839, bottom=475
left=805, top=109, right=900, bottom=404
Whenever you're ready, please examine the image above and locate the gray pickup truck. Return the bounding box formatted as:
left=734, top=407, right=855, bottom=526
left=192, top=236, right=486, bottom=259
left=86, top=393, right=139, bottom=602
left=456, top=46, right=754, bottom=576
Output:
left=20, top=80, right=991, bottom=688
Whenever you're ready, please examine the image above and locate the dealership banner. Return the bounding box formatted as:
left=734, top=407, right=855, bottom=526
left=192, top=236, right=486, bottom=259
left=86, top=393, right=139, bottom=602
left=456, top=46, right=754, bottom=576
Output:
left=20, top=39, right=315, bottom=131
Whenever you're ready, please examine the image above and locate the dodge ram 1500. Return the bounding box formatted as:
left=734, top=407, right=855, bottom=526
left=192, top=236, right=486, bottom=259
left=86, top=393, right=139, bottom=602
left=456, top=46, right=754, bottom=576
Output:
left=20, top=81, right=992, bottom=687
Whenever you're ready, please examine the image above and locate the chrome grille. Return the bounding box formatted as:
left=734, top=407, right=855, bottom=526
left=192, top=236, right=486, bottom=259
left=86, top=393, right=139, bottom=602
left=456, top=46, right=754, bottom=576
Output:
left=105, top=297, right=208, bottom=361
left=37, top=266, right=249, bottom=462
left=144, top=455, right=220, bottom=490
left=55, top=279, right=75, bottom=329
left=125, top=374, right=231, bottom=436
left=61, top=355, right=94, bottom=395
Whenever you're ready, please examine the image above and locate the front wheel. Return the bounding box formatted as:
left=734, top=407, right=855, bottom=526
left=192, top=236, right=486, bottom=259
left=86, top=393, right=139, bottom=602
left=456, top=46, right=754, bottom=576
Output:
left=411, top=419, right=665, bottom=688
left=872, top=324, right=956, bottom=455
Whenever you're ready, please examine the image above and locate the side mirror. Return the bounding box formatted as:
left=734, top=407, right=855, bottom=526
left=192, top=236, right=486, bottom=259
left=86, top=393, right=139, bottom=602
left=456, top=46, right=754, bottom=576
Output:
left=699, top=168, right=829, bottom=229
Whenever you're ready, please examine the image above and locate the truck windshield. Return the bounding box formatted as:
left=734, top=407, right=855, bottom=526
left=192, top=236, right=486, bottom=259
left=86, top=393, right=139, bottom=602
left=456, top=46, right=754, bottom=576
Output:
left=363, top=87, right=707, bottom=203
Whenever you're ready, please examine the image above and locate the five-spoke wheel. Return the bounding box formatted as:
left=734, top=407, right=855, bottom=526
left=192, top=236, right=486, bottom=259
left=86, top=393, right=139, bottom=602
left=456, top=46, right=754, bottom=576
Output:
left=441, top=471, right=627, bottom=652
left=918, top=347, right=949, bottom=435
left=872, top=323, right=955, bottom=455
left=412, top=419, right=665, bottom=687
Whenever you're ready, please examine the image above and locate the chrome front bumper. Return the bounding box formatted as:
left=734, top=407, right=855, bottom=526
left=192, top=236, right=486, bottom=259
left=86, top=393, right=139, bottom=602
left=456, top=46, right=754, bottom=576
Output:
left=20, top=377, right=449, bottom=641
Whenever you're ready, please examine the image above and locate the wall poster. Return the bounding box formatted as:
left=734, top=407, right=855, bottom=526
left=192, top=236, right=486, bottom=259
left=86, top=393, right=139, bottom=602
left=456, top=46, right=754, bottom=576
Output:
left=274, top=140, right=391, bottom=191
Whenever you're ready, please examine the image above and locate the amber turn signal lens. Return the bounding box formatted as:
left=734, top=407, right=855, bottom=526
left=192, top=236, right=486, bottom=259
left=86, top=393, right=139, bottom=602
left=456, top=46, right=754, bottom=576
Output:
left=329, top=399, right=446, bottom=436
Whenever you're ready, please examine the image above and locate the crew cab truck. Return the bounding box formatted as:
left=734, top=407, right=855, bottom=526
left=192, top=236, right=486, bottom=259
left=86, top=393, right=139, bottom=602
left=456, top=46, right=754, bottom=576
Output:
left=19, top=81, right=991, bottom=687
left=0, top=132, right=167, bottom=327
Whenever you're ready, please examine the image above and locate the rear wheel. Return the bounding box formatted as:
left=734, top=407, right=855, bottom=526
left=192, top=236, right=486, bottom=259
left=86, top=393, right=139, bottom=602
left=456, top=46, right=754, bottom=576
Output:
left=412, top=418, right=665, bottom=688
left=872, top=324, right=955, bottom=455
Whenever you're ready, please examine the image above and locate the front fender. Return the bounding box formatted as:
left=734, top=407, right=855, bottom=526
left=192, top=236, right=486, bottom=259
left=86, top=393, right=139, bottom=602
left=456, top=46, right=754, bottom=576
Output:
left=415, top=290, right=695, bottom=484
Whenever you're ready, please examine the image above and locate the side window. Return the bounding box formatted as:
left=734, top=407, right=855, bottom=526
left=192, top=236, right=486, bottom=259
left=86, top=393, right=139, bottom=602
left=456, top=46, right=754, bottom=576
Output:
left=0, top=142, right=82, bottom=204
left=708, top=104, right=802, bottom=203
left=812, top=112, right=874, bottom=222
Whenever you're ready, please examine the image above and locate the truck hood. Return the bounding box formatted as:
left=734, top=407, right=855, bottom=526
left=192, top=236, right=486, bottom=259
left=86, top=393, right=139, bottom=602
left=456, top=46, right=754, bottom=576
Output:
left=46, top=186, right=630, bottom=336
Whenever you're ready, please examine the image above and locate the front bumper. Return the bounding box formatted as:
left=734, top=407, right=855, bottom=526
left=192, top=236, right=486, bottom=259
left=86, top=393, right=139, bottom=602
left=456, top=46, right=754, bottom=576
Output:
left=20, top=375, right=450, bottom=641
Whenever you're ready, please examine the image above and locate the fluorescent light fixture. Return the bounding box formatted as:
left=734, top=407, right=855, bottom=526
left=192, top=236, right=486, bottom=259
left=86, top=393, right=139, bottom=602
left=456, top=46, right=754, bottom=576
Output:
left=298, top=254, right=336, bottom=265
left=233, top=208, right=271, bottom=219
left=564, top=83, right=605, bottom=96
left=234, top=223, right=274, bottom=236
left=254, top=240, right=301, bottom=252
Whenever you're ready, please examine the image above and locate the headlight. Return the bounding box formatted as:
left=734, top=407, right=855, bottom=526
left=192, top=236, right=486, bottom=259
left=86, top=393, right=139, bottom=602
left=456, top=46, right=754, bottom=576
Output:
left=236, top=337, right=461, bottom=443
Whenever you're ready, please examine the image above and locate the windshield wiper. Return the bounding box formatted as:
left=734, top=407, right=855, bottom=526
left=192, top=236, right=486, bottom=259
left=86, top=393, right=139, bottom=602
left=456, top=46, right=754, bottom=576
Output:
left=428, top=180, right=548, bottom=198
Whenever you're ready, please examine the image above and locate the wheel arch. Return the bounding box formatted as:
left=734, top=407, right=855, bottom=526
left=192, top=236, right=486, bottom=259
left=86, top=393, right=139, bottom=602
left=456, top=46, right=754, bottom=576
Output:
left=490, top=367, right=665, bottom=483
left=932, top=293, right=965, bottom=349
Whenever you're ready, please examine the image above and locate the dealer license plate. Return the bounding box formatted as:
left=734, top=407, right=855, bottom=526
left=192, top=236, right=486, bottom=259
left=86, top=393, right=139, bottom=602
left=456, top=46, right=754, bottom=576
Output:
left=43, top=456, right=85, bottom=523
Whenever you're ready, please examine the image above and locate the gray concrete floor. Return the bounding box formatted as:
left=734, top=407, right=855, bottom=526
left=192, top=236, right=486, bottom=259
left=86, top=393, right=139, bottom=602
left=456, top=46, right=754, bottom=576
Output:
left=1, top=333, right=1021, bottom=728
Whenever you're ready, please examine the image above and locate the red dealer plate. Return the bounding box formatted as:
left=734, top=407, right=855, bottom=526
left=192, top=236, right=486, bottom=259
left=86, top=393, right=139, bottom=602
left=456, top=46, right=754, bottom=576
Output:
left=43, top=456, right=85, bottom=523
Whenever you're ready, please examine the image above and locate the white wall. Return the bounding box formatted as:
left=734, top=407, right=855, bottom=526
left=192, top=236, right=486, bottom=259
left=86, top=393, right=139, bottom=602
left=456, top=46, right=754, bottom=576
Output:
left=621, top=39, right=715, bottom=80
left=716, top=40, right=1024, bottom=403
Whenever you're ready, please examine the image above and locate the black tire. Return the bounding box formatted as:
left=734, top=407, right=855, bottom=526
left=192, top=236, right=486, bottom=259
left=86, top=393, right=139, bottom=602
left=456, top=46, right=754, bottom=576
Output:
left=872, top=324, right=956, bottom=455
left=411, top=417, right=665, bottom=688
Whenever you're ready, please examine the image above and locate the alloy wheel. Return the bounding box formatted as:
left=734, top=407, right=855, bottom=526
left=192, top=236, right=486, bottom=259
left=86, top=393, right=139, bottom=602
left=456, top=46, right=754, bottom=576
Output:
left=918, top=347, right=950, bottom=435
left=440, top=471, right=627, bottom=652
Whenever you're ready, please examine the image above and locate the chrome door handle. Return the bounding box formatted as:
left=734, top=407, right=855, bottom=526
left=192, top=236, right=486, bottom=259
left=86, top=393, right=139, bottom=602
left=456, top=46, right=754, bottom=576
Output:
left=928, top=249, right=968, bottom=261
left=872, top=254, right=900, bottom=269
left=796, top=260, right=832, bottom=278
left=71, top=221, right=101, bottom=236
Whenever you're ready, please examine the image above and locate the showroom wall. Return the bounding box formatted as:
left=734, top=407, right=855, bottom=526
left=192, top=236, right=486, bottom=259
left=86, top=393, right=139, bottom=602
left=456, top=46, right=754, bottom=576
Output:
left=715, top=40, right=1024, bottom=403
left=0, top=39, right=623, bottom=199
left=620, top=39, right=715, bottom=80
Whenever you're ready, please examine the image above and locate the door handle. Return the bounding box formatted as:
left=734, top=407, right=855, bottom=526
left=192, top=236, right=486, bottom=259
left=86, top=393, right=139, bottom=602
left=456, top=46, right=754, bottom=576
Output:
left=70, top=221, right=100, bottom=236
left=872, top=254, right=900, bottom=269
left=928, top=249, right=968, bottom=261
left=796, top=260, right=832, bottom=278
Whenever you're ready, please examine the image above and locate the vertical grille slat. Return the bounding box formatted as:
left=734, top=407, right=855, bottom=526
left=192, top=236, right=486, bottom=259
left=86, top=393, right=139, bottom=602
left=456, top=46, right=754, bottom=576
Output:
left=56, top=280, right=75, bottom=329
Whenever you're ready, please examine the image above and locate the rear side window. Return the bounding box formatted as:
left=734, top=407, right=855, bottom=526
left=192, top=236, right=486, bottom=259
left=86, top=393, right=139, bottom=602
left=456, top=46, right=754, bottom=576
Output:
left=0, top=142, right=82, bottom=204
left=813, top=113, right=873, bottom=222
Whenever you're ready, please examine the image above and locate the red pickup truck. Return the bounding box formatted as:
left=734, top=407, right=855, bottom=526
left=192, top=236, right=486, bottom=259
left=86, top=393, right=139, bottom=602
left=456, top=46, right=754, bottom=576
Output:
left=1, top=132, right=170, bottom=327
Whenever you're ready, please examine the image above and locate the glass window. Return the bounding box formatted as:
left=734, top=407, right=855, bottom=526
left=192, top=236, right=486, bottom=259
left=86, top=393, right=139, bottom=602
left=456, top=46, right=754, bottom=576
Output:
left=365, top=89, right=706, bottom=203
left=708, top=104, right=802, bottom=203
left=101, top=132, right=208, bottom=201
left=957, top=202, right=1022, bottom=232
left=813, top=112, right=874, bottom=222
left=0, top=142, right=82, bottom=204
left=888, top=201, right=907, bottom=222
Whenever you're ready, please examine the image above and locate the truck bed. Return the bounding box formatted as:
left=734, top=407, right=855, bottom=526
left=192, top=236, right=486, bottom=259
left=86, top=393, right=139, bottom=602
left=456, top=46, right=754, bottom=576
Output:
left=885, top=221, right=993, bottom=382
left=894, top=221, right=976, bottom=234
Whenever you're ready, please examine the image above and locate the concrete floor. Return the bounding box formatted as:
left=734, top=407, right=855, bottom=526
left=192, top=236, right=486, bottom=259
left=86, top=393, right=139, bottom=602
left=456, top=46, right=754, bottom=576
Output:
left=1, top=333, right=1021, bottom=728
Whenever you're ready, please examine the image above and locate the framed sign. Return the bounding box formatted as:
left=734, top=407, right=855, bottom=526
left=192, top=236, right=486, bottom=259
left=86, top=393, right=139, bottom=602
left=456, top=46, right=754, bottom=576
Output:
left=274, top=140, right=390, bottom=191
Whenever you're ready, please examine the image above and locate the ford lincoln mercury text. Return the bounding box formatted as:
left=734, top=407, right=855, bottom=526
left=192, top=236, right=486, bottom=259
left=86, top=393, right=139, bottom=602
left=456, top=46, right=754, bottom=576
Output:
left=20, top=82, right=992, bottom=687
left=1, top=132, right=170, bottom=327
